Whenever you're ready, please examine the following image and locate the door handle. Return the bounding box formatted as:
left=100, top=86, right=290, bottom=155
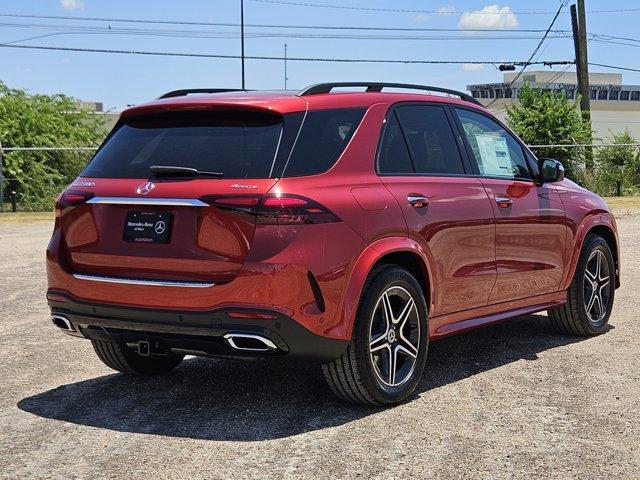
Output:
left=407, top=194, right=429, bottom=208
left=494, top=196, right=513, bottom=208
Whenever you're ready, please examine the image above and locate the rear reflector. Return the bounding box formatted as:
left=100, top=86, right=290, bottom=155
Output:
left=226, top=310, right=278, bottom=320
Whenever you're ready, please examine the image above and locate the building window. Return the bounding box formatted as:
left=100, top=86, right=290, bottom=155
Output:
left=481, top=90, right=488, bottom=98
left=609, top=90, right=619, bottom=101
left=489, top=90, right=495, bottom=99
left=496, top=89, right=504, bottom=99
left=590, top=90, right=597, bottom=100
left=565, top=89, right=574, bottom=99
left=598, top=90, right=608, bottom=100
left=621, top=91, right=630, bottom=100
left=633, top=91, right=640, bottom=101
left=505, top=89, right=512, bottom=98
left=472, top=90, right=480, bottom=98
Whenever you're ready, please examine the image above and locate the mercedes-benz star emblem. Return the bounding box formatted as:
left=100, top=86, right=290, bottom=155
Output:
left=136, top=181, right=155, bottom=195
left=154, top=220, right=166, bottom=235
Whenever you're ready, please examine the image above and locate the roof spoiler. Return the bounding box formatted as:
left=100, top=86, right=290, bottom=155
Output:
left=156, top=89, right=247, bottom=100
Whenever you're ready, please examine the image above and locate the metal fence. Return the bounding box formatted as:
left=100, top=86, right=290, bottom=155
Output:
left=1, top=143, right=639, bottom=212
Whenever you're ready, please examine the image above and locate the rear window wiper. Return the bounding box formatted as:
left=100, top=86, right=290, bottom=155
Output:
left=150, top=165, right=224, bottom=178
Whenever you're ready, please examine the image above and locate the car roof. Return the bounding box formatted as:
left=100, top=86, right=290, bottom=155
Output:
left=121, top=89, right=489, bottom=119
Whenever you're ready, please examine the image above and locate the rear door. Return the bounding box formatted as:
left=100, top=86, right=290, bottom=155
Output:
left=60, top=109, right=299, bottom=283
left=377, top=104, right=496, bottom=316
left=453, top=107, right=566, bottom=304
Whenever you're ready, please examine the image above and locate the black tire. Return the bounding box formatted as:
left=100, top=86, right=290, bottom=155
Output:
left=548, top=234, right=615, bottom=336
left=92, top=340, right=184, bottom=375
left=322, top=265, right=429, bottom=406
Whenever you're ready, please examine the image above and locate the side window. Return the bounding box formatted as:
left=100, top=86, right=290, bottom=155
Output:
left=377, top=112, right=414, bottom=174
left=455, top=108, right=531, bottom=179
left=284, top=108, right=365, bottom=177
left=395, top=105, right=465, bottom=175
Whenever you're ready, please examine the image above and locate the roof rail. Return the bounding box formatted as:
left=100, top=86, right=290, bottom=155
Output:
left=157, top=88, right=245, bottom=100
left=297, top=82, right=482, bottom=106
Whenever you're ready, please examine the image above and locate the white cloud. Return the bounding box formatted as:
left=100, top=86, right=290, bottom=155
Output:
left=414, top=13, right=428, bottom=22
left=61, top=58, right=72, bottom=64
left=458, top=4, right=519, bottom=30
left=462, top=63, right=485, bottom=71
left=61, top=0, right=85, bottom=10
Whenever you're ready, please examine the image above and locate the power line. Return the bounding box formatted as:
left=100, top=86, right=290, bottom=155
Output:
left=589, top=62, right=640, bottom=73
left=486, top=1, right=567, bottom=108
left=0, top=13, right=569, bottom=33
left=0, top=23, right=575, bottom=42
left=0, top=42, right=573, bottom=67
left=248, top=0, right=640, bottom=15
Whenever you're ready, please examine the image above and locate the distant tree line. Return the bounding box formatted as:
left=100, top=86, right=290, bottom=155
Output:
left=507, top=83, right=640, bottom=196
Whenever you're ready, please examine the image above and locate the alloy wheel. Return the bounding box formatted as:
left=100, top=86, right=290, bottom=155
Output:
left=583, top=249, right=611, bottom=323
left=368, top=286, right=420, bottom=387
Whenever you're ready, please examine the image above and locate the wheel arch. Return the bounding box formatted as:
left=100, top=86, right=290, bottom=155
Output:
left=331, top=237, right=433, bottom=340
left=563, top=214, right=620, bottom=290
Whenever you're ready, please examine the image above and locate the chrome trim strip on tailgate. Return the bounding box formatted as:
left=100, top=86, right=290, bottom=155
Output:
left=87, top=197, right=208, bottom=207
left=73, top=273, right=215, bottom=288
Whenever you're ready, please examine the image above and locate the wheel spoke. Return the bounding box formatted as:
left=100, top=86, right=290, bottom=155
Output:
left=396, top=342, right=418, bottom=360
left=595, top=251, right=602, bottom=281
left=387, top=344, right=396, bottom=385
left=381, top=292, right=395, bottom=325
left=370, top=334, right=388, bottom=353
left=584, top=266, right=597, bottom=283
left=395, top=297, right=415, bottom=326
left=585, top=289, right=598, bottom=316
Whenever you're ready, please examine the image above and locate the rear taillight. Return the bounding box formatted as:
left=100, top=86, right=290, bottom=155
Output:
left=54, top=190, right=94, bottom=217
left=201, top=194, right=340, bottom=225
left=257, top=194, right=340, bottom=225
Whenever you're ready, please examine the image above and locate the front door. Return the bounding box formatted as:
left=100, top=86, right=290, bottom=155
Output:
left=377, top=104, right=497, bottom=316
left=453, top=107, right=567, bottom=304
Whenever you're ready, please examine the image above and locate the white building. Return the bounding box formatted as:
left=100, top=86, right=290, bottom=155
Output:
left=468, top=71, right=640, bottom=140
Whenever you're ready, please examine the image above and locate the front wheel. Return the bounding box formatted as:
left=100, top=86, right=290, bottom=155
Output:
left=548, top=234, right=615, bottom=336
left=322, top=265, right=429, bottom=406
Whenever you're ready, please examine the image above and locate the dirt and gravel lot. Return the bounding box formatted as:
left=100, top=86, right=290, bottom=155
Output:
left=0, top=211, right=638, bottom=479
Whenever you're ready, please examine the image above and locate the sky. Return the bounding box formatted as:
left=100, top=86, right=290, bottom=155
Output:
left=1, top=0, right=639, bottom=111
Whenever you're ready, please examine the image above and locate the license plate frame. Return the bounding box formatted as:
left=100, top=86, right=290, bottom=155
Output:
left=123, top=211, right=173, bottom=244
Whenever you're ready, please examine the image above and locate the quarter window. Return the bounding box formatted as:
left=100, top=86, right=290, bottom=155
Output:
left=455, top=108, right=531, bottom=179
left=377, top=113, right=414, bottom=174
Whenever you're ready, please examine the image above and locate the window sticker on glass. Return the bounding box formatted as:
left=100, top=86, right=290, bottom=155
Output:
left=474, top=134, right=512, bottom=176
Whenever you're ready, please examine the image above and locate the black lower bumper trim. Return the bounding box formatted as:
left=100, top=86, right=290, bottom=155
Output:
left=48, top=294, right=348, bottom=361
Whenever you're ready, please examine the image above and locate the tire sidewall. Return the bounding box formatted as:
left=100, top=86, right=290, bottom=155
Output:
left=354, top=266, right=429, bottom=404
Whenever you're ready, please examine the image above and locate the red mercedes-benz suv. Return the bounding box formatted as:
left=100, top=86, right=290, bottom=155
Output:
left=47, top=83, right=620, bottom=405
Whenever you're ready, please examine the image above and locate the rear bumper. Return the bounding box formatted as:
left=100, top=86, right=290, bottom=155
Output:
left=48, top=293, right=348, bottom=361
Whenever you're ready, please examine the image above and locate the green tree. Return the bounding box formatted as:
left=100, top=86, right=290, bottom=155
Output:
left=591, top=130, right=640, bottom=196
left=506, top=83, right=592, bottom=181
left=0, top=81, right=106, bottom=210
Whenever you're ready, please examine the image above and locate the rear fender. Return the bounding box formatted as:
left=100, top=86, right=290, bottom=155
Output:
left=327, top=236, right=433, bottom=340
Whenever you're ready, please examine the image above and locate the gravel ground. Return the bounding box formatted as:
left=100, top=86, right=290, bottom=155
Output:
left=0, top=216, right=638, bottom=479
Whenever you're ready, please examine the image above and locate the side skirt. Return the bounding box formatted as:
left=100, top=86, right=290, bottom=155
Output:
left=429, top=291, right=567, bottom=340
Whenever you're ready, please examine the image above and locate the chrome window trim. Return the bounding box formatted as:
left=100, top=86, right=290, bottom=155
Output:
left=73, top=273, right=215, bottom=288
left=86, top=197, right=208, bottom=207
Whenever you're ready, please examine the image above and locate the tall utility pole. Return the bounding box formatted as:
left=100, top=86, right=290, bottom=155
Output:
left=571, top=0, right=592, bottom=168
left=240, top=0, right=245, bottom=90
left=571, top=1, right=590, bottom=122
left=284, top=44, right=288, bottom=90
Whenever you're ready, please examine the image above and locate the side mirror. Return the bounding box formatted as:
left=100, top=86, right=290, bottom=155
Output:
left=539, top=158, right=565, bottom=183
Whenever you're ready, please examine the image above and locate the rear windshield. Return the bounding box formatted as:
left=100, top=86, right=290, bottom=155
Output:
left=82, top=111, right=283, bottom=179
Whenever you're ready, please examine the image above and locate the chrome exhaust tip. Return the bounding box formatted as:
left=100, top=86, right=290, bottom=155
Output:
left=223, top=333, right=278, bottom=352
left=51, top=315, right=75, bottom=332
